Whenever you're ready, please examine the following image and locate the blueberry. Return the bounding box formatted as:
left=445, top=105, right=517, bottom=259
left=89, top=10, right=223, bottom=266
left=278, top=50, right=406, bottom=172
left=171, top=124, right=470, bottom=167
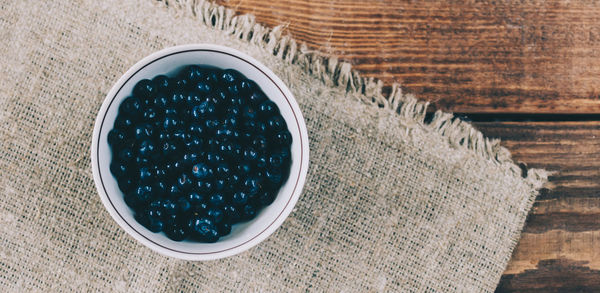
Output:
left=153, top=181, right=167, bottom=198
left=115, top=116, right=134, bottom=130
left=227, top=173, right=241, bottom=187
left=215, top=163, right=231, bottom=177
left=241, top=120, right=257, bottom=134
left=138, top=166, right=153, bottom=182
left=157, top=131, right=171, bottom=142
left=133, top=79, right=157, bottom=100
left=187, top=192, right=204, bottom=205
left=184, top=91, right=203, bottom=106
left=177, top=197, right=192, bottom=214
left=138, top=140, right=156, bottom=158
left=165, top=160, right=184, bottom=175
left=162, top=115, right=180, bottom=132
left=133, top=185, right=153, bottom=203
left=153, top=94, right=169, bottom=109
left=265, top=169, right=283, bottom=186
left=164, top=107, right=178, bottom=116
left=218, top=142, right=234, bottom=156
left=239, top=79, right=256, bottom=95
left=119, top=96, right=143, bottom=118
left=162, top=199, right=177, bottom=215
left=221, top=69, right=241, bottom=84
left=167, top=183, right=182, bottom=198
left=188, top=123, right=206, bottom=137
left=134, top=156, right=149, bottom=166
left=227, top=105, right=241, bottom=116
left=191, top=163, right=213, bottom=179
left=124, top=192, right=140, bottom=209
left=268, top=153, right=284, bottom=168
left=170, top=91, right=186, bottom=106
left=206, top=138, right=219, bottom=149
left=241, top=105, right=257, bottom=120
left=223, top=204, right=241, bottom=222
left=214, top=178, right=227, bottom=192
left=180, top=65, right=205, bottom=83
left=137, top=209, right=164, bottom=233
left=256, top=155, right=268, bottom=169
left=194, top=82, right=212, bottom=94
left=215, top=127, right=234, bottom=139
left=226, top=83, right=240, bottom=95
left=218, top=222, right=232, bottom=236
left=279, top=148, right=291, bottom=160
left=266, top=116, right=285, bottom=132
left=171, top=129, right=187, bottom=143
left=222, top=113, right=238, bottom=128
left=149, top=199, right=164, bottom=210
left=188, top=217, right=218, bottom=243
left=182, top=152, right=199, bottom=165
left=230, top=144, right=243, bottom=161
left=207, top=208, right=224, bottom=224
left=196, top=180, right=213, bottom=194
left=192, top=101, right=216, bottom=119
left=248, top=91, right=267, bottom=106
left=165, top=225, right=187, bottom=241
left=160, top=141, right=178, bottom=156
left=273, top=130, right=292, bottom=146
left=204, top=119, right=219, bottom=131
left=258, top=190, right=276, bottom=206
left=251, top=135, right=268, bottom=150
left=191, top=202, right=209, bottom=215
left=243, top=147, right=258, bottom=161
left=209, top=193, right=225, bottom=207
left=110, top=161, right=128, bottom=178
left=153, top=75, right=171, bottom=93
left=242, top=204, right=257, bottom=220
left=228, top=96, right=245, bottom=107
left=184, top=136, right=203, bottom=150
left=134, top=124, right=153, bottom=140
left=174, top=77, right=189, bottom=89
left=232, top=191, right=249, bottom=206
left=117, top=148, right=134, bottom=162
left=142, top=107, right=158, bottom=121
left=176, top=173, right=193, bottom=191
left=153, top=166, right=167, bottom=180
left=243, top=177, right=261, bottom=196
left=236, top=162, right=252, bottom=175
left=146, top=218, right=164, bottom=233
left=118, top=177, right=134, bottom=193
left=258, top=100, right=278, bottom=117
left=206, top=152, right=224, bottom=164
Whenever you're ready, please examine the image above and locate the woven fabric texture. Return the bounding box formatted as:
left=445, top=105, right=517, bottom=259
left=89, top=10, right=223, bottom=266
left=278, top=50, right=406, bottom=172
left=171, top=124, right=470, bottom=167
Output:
left=0, top=0, right=547, bottom=292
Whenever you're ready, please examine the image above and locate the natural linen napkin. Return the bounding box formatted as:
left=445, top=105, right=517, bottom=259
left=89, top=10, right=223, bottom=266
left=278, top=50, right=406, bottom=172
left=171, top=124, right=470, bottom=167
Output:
left=0, top=0, right=547, bottom=292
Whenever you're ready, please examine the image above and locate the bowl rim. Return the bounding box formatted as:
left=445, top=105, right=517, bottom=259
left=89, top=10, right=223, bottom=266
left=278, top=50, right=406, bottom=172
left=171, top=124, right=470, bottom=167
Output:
left=90, top=44, right=310, bottom=260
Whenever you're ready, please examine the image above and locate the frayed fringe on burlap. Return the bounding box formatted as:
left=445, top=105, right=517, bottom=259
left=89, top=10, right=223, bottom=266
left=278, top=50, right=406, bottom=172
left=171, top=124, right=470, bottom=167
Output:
left=153, top=0, right=548, bottom=190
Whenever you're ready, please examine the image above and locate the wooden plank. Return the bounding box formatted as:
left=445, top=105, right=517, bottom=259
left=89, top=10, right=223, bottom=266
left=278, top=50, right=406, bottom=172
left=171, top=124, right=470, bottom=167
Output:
left=213, top=1, right=600, bottom=289
left=473, top=121, right=600, bottom=291
left=474, top=121, right=600, bottom=200
left=216, top=0, right=600, bottom=114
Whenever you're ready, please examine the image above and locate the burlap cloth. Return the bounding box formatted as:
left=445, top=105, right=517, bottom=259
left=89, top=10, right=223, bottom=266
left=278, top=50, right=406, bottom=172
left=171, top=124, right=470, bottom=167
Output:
left=0, top=0, right=548, bottom=292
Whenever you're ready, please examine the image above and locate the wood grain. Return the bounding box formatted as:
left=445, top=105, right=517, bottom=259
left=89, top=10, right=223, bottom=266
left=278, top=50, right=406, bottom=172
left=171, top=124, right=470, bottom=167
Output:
left=212, top=0, right=600, bottom=290
left=475, top=121, right=600, bottom=200
left=474, top=122, right=600, bottom=291
left=216, top=0, right=600, bottom=114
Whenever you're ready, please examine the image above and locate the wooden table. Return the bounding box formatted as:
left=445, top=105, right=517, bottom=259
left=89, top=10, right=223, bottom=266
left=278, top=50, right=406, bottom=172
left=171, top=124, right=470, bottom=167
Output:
left=215, top=0, right=600, bottom=291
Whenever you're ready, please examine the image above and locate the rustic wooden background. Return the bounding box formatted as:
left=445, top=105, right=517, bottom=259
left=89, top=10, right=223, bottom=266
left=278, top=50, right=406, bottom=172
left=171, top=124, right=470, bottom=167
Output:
left=214, top=0, right=600, bottom=291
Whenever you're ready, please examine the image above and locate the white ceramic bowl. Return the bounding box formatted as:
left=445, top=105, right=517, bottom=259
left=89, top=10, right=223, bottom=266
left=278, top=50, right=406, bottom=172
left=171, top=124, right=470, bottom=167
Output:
left=91, top=44, right=309, bottom=260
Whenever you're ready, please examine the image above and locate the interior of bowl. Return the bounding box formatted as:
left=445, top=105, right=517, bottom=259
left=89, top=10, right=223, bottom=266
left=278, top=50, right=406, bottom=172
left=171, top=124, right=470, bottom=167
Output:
left=94, top=46, right=306, bottom=258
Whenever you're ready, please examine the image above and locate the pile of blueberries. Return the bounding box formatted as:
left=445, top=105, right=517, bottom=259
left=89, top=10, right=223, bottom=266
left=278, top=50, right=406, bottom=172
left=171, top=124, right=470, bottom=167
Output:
left=107, top=65, right=292, bottom=242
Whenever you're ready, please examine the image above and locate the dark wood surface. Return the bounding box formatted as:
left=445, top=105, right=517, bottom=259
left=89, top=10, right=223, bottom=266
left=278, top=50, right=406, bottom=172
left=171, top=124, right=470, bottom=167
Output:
left=215, top=0, right=600, bottom=291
